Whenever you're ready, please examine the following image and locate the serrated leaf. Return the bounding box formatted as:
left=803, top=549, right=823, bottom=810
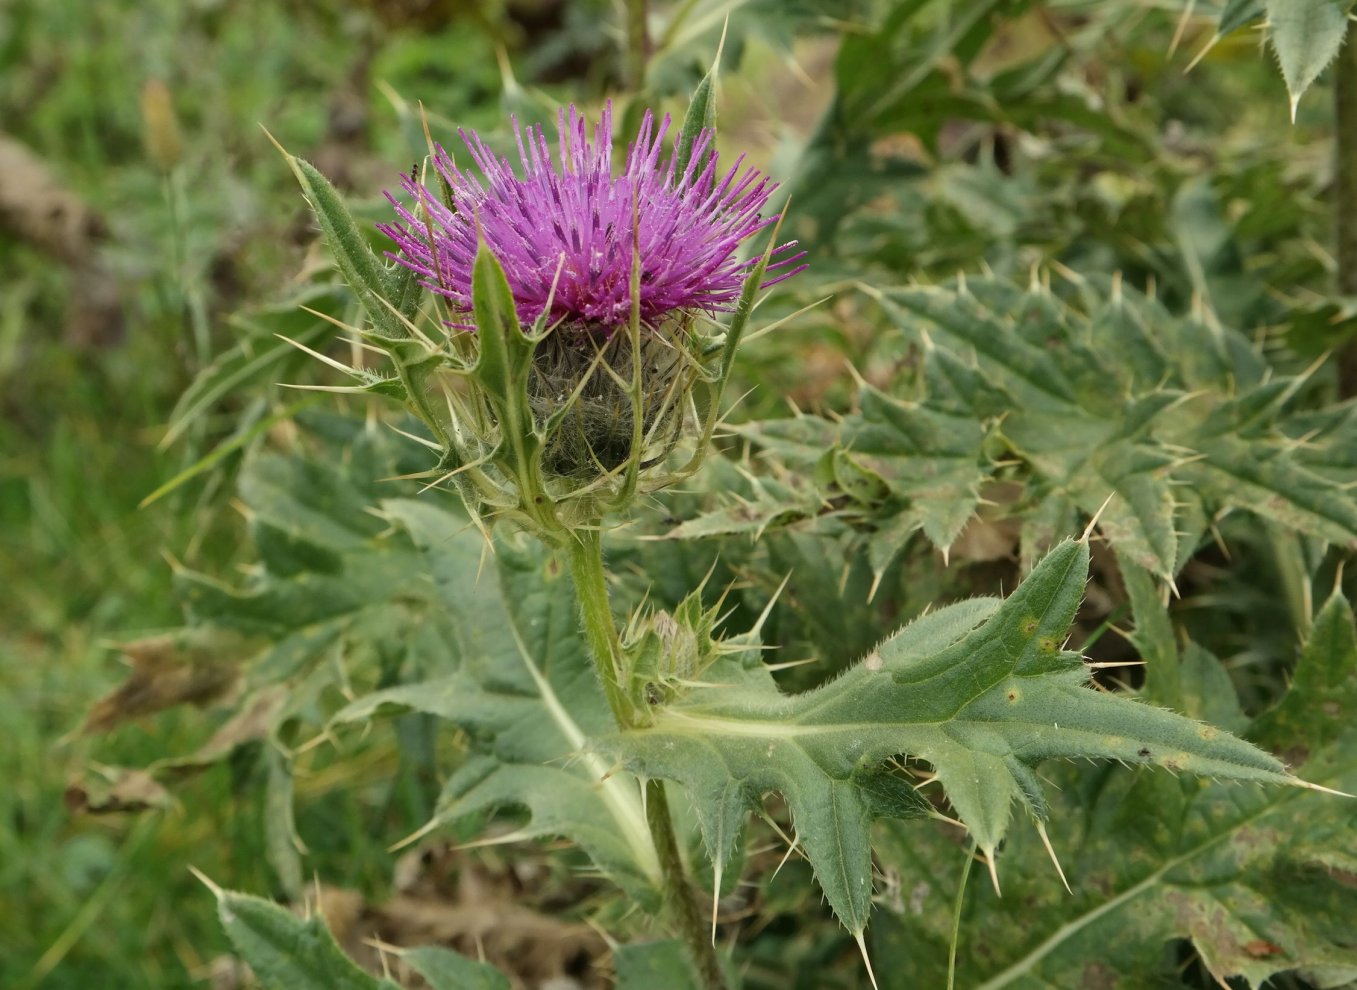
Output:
left=85, top=417, right=453, bottom=807
left=845, top=386, right=991, bottom=549
left=1266, top=0, right=1351, bottom=118
left=733, top=385, right=993, bottom=556
left=605, top=540, right=1298, bottom=936
left=1252, top=588, right=1357, bottom=755
left=865, top=276, right=1357, bottom=577
left=1184, top=433, right=1357, bottom=548
left=873, top=590, right=1357, bottom=988
left=662, top=472, right=821, bottom=541
left=211, top=886, right=400, bottom=990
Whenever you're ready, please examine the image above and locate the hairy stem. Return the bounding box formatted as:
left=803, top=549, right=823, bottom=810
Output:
left=566, top=528, right=633, bottom=725
left=566, top=529, right=729, bottom=989
left=1335, top=18, right=1357, bottom=396
left=646, top=777, right=730, bottom=990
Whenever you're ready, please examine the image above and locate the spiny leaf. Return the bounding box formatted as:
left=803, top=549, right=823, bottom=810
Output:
left=871, top=589, right=1357, bottom=989
left=605, top=540, right=1298, bottom=936
left=331, top=503, right=662, bottom=899
left=282, top=153, right=407, bottom=339
left=86, top=418, right=451, bottom=802
left=1266, top=0, right=1351, bottom=120
left=470, top=243, right=544, bottom=492
left=862, top=275, right=1357, bottom=575
left=1252, top=587, right=1357, bottom=754
left=208, top=885, right=400, bottom=990
left=726, top=384, right=991, bottom=561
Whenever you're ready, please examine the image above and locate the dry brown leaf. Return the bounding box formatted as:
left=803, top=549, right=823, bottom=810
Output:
left=82, top=629, right=256, bottom=736
left=65, top=767, right=175, bottom=815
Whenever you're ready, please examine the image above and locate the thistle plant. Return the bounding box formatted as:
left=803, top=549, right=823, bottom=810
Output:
left=161, top=68, right=1345, bottom=990
left=269, top=71, right=812, bottom=983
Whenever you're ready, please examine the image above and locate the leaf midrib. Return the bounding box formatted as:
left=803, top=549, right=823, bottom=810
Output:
left=503, top=610, right=662, bottom=884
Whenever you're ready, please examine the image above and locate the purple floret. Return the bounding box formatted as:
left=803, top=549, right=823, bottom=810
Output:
left=379, top=102, right=805, bottom=331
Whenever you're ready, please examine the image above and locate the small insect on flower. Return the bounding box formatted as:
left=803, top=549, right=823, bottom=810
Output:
left=378, top=101, right=805, bottom=333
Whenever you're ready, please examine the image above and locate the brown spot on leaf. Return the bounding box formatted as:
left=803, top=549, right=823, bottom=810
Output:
left=1078, top=961, right=1116, bottom=990
left=1243, top=939, right=1283, bottom=959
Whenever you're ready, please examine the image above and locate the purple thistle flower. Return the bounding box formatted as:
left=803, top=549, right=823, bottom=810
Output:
left=379, top=102, right=805, bottom=332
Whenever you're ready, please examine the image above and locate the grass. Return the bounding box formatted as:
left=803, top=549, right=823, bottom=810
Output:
left=0, top=1, right=502, bottom=984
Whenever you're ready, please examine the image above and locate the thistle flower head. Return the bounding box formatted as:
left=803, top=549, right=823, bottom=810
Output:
left=379, top=102, right=805, bottom=332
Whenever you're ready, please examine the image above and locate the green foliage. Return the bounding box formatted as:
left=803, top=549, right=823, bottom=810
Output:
left=614, top=939, right=704, bottom=990
left=726, top=275, right=1357, bottom=583
left=12, top=2, right=1357, bottom=987
left=674, top=40, right=721, bottom=179
left=396, top=946, right=511, bottom=990
left=330, top=506, right=664, bottom=899
left=205, top=883, right=523, bottom=990
left=282, top=154, right=414, bottom=341
left=84, top=414, right=1326, bottom=985
left=606, top=539, right=1299, bottom=936
left=870, top=583, right=1357, bottom=989
left=1215, top=0, right=1355, bottom=117
left=208, top=885, right=402, bottom=990
left=1265, top=0, right=1352, bottom=116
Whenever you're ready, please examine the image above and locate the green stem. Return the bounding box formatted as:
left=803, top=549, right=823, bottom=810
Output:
left=565, top=528, right=729, bottom=989
left=565, top=528, right=632, bottom=725
left=646, top=778, right=730, bottom=990
left=948, top=841, right=978, bottom=990
left=624, top=0, right=648, bottom=92
left=1335, top=18, right=1357, bottom=397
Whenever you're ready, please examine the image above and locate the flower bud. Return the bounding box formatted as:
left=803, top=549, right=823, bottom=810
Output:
left=621, top=591, right=724, bottom=716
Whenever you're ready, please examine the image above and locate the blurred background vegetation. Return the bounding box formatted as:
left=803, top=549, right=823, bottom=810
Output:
left=1, top=1, right=1347, bottom=987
